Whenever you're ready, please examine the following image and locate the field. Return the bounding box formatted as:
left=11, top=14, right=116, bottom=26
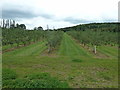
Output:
left=2, top=29, right=118, bottom=88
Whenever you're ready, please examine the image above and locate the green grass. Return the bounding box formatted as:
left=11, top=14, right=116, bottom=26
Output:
left=3, top=43, right=25, bottom=51
left=3, top=68, right=17, bottom=80
left=3, top=70, right=69, bottom=88
left=2, top=44, right=15, bottom=51
left=4, top=41, right=47, bottom=56
left=58, top=33, right=92, bottom=57
left=2, top=33, right=118, bottom=88
left=97, top=46, right=118, bottom=59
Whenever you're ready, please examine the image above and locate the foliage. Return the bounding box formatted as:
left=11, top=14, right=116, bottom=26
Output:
left=2, top=28, right=45, bottom=47
left=58, top=23, right=119, bottom=32
left=45, top=31, right=63, bottom=53
left=2, top=29, right=64, bottom=54
left=67, top=30, right=118, bottom=46
left=3, top=72, right=69, bottom=88
left=2, top=68, right=17, bottom=80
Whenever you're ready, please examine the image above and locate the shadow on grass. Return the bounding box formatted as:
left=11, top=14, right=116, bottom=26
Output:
left=72, top=59, right=83, bottom=63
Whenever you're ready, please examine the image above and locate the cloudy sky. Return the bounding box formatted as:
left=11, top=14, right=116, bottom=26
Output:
left=1, top=0, right=119, bottom=29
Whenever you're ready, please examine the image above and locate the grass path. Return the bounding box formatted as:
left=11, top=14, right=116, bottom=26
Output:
left=3, top=41, right=47, bottom=56
left=97, top=46, right=118, bottom=59
left=59, top=33, right=92, bottom=57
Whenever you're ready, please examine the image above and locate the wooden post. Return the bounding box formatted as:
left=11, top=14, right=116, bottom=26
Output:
left=94, top=45, right=96, bottom=54
left=48, top=45, right=51, bottom=53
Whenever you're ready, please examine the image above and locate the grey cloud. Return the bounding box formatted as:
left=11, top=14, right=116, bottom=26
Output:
left=64, top=17, right=91, bottom=24
left=2, top=9, right=54, bottom=19
left=2, top=9, right=37, bottom=19
left=40, top=14, right=54, bottom=19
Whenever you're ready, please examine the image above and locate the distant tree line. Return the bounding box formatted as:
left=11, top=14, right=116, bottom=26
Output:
left=57, top=22, right=120, bottom=32
left=34, top=26, right=43, bottom=30
left=0, top=19, right=26, bottom=29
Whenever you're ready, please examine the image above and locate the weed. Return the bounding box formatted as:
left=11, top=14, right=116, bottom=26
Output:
left=2, top=68, right=17, bottom=80
left=3, top=72, right=70, bottom=88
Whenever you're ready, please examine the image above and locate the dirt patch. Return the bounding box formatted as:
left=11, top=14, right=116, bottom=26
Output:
left=32, top=64, right=49, bottom=68
left=79, top=43, right=109, bottom=59
left=93, top=52, right=110, bottom=59
left=40, top=48, right=59, bottom=57
left=90, top=67, right=109, bottom=72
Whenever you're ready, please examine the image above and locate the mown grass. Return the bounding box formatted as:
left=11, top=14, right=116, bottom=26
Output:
left=3, top=41, right=47, bottom=56
left=2, top=33, right=118, bottom=88
left=97, top=45, right=118, bottom=59
left=58, top=33, right=92, bottom=57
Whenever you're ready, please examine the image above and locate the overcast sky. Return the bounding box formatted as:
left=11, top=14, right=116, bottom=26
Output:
left=1, top=0, right=119, bottom=29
